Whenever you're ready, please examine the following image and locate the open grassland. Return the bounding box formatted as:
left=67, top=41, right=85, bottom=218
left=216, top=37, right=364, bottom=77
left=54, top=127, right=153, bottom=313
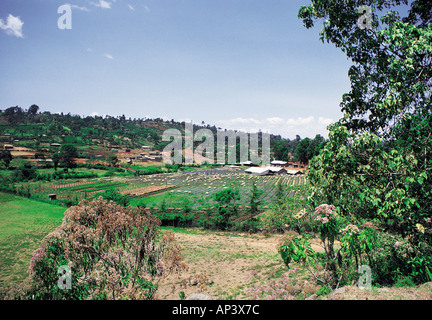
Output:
left=0, top=193, right=66, bottom=288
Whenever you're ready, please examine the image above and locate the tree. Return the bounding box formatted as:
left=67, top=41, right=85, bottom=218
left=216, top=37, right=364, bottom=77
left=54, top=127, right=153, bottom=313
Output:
left=300, top=0, right=432, bottom=284
left=294, top=137, right=311, bottom=163
left=59, top=144, right=78, bottom=171
left=213, top=188, right=240, bottom=230
left=248, top=180, right=263, bottom=219
left=0, top=150, right=12, bottom=168
left=52, top=152, right=60, bottom=171
left=107, top=155, right=119, bottom=167
left=28, top=104, right=39, bottom=115
left=12, top=162, right=37, bottom=181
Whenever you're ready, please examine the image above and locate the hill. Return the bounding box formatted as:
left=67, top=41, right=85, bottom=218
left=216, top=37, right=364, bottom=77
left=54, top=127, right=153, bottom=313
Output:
left=0, top=105, right=325, bottom=166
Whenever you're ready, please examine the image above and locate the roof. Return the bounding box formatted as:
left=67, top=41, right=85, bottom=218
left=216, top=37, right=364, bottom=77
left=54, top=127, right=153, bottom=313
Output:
left=244, top=167, right=271, bottom=176
left=266, top=166, right=286, bottom=173
left=286, top=169, right=303, bottom=175
left=271, top=160, right=287, bottom=165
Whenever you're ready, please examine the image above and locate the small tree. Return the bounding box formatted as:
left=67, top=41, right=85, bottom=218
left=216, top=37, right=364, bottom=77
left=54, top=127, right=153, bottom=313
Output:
left=213, top=188, right=240, bottom=230
left=0, top=150, right=12, bottom=168
left=248, top=180, right=263, bottom=219
left=52, top=152, right=60, bottom=171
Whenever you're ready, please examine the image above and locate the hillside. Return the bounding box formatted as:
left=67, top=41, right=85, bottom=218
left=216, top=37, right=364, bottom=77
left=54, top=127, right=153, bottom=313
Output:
left=0, top=106, right=325, bottom=166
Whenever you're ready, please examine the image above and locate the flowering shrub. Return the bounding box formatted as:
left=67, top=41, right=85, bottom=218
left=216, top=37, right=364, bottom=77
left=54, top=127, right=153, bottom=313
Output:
left=279, top=204, right=380, bottom=289
left=21, top=197, right=187, bottom=300
left=313, top=204, right=339, bottom=261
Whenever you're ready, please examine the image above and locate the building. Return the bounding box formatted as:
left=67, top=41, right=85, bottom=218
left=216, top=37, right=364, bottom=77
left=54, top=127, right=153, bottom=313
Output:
left=244, top=167, right=271, bottom=176
left=286, top=169, right=303, bottom=175
left=271, top=160, right=287, bottom=167
left=240, top=161, right=258, bottom=167
left=267, top=166, right=287, bottom=175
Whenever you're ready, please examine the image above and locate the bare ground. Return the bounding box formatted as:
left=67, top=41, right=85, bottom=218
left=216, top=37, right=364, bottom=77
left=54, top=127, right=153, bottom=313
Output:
left=157, top=229, right=432, bottom=300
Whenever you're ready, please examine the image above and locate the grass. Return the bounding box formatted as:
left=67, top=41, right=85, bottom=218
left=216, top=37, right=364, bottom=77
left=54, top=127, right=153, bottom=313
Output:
left=0, top=192, right=66, bottom=289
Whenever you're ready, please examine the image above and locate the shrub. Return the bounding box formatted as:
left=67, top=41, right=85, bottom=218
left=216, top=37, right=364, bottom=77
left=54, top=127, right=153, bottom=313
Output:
left=100, top=188, right=130, bottom=207
left=15, top=198, right=187, bottom=300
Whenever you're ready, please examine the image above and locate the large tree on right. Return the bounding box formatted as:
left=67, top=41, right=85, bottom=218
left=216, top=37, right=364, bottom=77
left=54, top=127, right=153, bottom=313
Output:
left=301, top=0, right=432, bottom=283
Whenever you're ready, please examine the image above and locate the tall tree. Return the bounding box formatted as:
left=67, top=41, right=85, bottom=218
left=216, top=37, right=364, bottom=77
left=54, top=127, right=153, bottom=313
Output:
left=301, top=0, right=432, bottom=283
left=28, top=104, right=39, bottom=115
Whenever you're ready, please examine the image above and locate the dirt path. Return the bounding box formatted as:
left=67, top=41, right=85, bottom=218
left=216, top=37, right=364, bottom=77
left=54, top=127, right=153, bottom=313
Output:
left=157, top=229, right=287, bottom=300
left=157, top=229, right=432, bottom=300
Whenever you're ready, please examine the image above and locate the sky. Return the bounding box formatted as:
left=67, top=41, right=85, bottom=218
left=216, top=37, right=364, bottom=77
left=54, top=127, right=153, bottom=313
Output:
left=0, top=0, right=362, bottom=139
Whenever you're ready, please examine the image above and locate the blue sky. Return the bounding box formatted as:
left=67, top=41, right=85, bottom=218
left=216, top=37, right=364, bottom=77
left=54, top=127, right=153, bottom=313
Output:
left=1, top=0, right=365, bottom=139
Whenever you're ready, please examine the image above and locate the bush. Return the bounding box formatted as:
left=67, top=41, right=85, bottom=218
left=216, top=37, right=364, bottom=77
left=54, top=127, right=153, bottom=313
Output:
left=11, top=198, right=187, bottom=300
left=100, top=188, right=130, bottom=207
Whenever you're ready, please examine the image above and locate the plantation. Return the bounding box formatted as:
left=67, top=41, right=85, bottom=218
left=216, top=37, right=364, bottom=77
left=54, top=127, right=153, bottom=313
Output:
left=129, top=170, right=306, bottom=209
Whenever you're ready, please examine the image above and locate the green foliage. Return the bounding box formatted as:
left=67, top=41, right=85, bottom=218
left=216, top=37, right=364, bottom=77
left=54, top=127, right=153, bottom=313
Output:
left=248, top=180, right=263, bottom=217
left=12, top=163, right=37, bottom=182
left=279, top=234, right=315, bottom=269
left=0, top=150, right=12, bottom=168
left=100, top=188, right=130, bottom=207
left=213, top=188, right=240, bottom=230
left=59, top=144, right=78, bottom=171
left=299, top=0, right=432, bottom=285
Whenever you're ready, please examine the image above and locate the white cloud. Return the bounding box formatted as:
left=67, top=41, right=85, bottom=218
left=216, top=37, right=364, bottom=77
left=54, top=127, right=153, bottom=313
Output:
left=103, top=53, right=114, bottom=60
left=91, top=0, right=114, bottom=9
left=67, top=4, right=90, bottom=12
left=214, top=116, right=335, bottom=140
left=0, top=14, right=24, bottom=38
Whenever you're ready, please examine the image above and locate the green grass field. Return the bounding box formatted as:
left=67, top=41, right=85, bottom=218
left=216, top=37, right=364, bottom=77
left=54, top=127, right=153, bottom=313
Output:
left=0, top=193, right=66, bottom=289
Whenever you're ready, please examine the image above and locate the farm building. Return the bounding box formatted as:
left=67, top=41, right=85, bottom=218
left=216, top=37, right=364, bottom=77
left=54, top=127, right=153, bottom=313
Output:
left=271, top=160, right=287, bottom=167
left=286, top=169, right=303, bottom=175
left=3, top=144, right=13, bottom=150
left=240, top=161, right=258, bottom=167
left=267, top=166, right=287, bottom=175
left=244, top=167, right=272, bottom=176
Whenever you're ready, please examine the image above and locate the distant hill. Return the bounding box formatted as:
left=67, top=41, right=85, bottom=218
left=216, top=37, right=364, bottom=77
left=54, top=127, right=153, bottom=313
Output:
left=0, top=105, right=323, bottom=164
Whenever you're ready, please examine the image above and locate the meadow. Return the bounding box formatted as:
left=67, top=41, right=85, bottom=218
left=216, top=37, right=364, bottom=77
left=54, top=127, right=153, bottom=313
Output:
left=0, top=193, right=66, bottom=288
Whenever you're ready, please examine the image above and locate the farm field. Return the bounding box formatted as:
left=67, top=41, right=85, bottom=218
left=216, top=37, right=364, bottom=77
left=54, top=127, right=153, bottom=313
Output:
left=128, top=170, right=306, bottom=209
left=7, top=168, right=306, bottom=210
left=0, top=192, right=66, bottom=288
